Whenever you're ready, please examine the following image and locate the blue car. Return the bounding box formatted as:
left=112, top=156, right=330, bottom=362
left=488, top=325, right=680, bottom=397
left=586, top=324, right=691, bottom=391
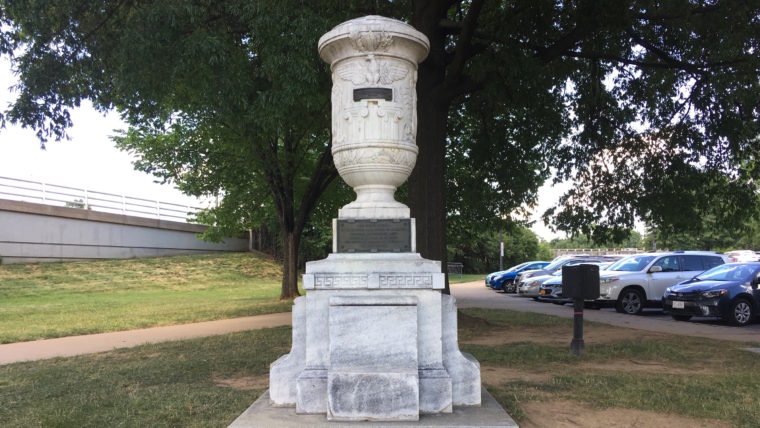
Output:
left=486, top=261, right=550, bottom=293
left=662, top=262, right=760, bottom=326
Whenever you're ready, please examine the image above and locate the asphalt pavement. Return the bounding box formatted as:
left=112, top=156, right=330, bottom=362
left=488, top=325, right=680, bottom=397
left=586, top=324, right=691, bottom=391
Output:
left=451, top=281, right=760, bottom=343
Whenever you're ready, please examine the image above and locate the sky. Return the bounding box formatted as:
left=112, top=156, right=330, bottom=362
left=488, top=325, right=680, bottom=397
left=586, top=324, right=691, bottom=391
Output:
left=0, top=57, right=206, bottom=209
left=0, top=56, right=568, bottom=241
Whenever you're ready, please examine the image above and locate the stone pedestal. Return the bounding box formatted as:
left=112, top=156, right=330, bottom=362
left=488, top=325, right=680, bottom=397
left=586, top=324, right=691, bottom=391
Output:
left=269, top=251, right=481, bottom=421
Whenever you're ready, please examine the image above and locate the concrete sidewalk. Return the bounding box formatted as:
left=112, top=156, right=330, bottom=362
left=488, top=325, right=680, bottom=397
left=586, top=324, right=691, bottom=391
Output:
left=0, top=312, right=292, bottom=365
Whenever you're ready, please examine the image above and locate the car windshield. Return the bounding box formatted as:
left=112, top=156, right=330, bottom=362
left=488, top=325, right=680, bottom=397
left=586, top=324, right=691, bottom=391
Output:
left=543, top=258, right=573, bottom=271
left=508, top=262, right=529, bottom=272
left=696, top=264, right=758, bottom=282
left=607, top=255, right=656, bottom=272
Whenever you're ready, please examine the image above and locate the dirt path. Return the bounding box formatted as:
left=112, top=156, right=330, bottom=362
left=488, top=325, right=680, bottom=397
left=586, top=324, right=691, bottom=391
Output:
left=519, top=400, right=731, bottom=428
left=0, top=312, right=292, bottom=365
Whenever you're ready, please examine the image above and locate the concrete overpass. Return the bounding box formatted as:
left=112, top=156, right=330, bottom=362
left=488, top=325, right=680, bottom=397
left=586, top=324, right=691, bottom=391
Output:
left=0, top=199, right=248, bottom=264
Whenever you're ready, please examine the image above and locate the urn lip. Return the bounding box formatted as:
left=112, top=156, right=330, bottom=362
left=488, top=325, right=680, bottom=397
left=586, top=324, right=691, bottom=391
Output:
left=318, top=15, right=430, bottom=64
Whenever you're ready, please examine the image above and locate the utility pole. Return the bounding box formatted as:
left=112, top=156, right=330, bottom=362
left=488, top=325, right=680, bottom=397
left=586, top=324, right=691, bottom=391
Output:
left=499, top=228, right=504, bottom=271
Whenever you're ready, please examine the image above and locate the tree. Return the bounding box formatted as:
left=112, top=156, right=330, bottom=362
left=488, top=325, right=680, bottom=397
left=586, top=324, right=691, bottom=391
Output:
left=549, top=231, right=643, bottom=250
left=447, top=225, right=542, bottom=273
left=0, top=0, right=355, bottom=299
left=3, top=1, right=760, bottom=297
left=403, top=1, right=760, bottom=291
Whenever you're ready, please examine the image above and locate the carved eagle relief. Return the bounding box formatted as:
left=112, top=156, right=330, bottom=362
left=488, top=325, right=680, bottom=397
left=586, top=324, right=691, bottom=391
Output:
left=335, top=55, right=409, bottom=86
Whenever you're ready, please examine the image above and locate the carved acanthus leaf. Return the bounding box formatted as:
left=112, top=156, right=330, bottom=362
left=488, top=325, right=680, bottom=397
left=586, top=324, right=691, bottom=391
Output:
left=349, top=30, right=393, bottom=52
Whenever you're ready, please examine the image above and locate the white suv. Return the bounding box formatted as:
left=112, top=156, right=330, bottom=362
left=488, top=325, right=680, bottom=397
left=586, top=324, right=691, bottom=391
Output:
left=595, top=251, right=728, bottom=315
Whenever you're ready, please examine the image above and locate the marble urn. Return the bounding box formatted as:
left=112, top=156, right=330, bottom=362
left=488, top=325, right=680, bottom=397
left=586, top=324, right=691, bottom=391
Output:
left=318, top=15, right=429, bottom=219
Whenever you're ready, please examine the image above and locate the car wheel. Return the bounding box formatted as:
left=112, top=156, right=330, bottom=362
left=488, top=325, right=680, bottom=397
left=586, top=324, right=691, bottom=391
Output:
left=671, top=314, right=692, bottom=321
left=616, top=288, right=645, bottom=315
left=726, top=299, right=754, bottom=327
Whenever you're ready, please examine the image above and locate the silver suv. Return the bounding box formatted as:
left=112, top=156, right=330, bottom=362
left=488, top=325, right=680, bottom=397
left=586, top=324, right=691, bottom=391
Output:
left=595, top=251, right=728, bottom=315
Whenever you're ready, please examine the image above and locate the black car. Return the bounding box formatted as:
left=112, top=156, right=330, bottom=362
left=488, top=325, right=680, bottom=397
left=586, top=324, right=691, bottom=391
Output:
left=662, top=262, right=760, bottom=326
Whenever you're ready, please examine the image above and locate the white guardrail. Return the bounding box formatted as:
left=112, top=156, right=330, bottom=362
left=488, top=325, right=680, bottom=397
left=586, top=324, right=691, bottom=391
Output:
left=0, top=175, right=202, bottom=223
left=553, top=248, right=644, bottom=256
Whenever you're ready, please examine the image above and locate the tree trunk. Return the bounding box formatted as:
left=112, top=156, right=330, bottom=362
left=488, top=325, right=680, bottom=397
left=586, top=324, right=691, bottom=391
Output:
left=409, top=94, right=450, bottom=292
left=280, top=228, right=301, bottom=300
left=411, top=2, right=452, bottom=293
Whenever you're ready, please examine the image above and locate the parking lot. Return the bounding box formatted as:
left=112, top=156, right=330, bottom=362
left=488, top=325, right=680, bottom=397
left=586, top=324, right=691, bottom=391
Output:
left=451, top=281, right=760, bottom=343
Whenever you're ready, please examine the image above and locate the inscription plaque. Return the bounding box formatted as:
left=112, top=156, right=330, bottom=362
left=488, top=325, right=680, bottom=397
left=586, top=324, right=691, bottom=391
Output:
left=337, top=219, right=411, bottom=253
left=353, top=87, right=393, bottom=102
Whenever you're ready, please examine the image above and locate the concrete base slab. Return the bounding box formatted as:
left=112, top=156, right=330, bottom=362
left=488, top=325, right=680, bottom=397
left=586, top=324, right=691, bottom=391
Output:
left=229, top=387, right=518, bottom=427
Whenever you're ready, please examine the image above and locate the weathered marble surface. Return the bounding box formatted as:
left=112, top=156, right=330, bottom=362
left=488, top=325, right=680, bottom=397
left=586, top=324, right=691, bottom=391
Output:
left=328, top=372, right=420, bottom=421
left=269, top=281, right=482, bottom=416
left=442, top=294, right=481, bottom=405
left=327, top=295, right=420, bottom=420
left=268, top=297, right=306, bottom=405
left=228, top=387, right=517, bottom=428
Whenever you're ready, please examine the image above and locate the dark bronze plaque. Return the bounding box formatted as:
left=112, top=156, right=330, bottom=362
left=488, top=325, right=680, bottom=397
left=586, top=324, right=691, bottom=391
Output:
left=353, top=87, right=393, bottom=101
left=337, top=219, right=411, bottom=253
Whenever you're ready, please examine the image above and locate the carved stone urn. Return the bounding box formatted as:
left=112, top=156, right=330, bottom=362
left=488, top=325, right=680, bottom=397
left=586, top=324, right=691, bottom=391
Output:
left=318, top=16, right=429, bottom=219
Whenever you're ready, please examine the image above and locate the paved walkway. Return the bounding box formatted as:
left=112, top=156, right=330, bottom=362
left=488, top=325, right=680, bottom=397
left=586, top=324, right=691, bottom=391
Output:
left=3, top=281, right=758, bottom=366
left=0, top=312, right=292, bottom=365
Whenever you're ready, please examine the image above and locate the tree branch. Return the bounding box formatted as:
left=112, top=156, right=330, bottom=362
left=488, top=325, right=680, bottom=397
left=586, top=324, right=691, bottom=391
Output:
left=626, top=30, right=702, bottom=75
left=445, top=0, right=485, bottom=83
left=79, top=0, right=133, bottom=44
left=444, top=76, right=483, bottom=102
left=294, top=143, right=338, bottom=236
left=535, top=21, right=598, bottom=64
left=560, top=48, right=751, bottom=73
left=637, top=5, right=720, bottom=21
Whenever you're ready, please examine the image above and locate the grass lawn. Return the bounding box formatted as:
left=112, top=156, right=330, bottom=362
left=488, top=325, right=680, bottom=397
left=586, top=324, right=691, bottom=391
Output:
left=0, top=253, right=295, bottom=343
left=449, top=273, right=484, bottom=284
left=2, top=308, right=758, bottom=427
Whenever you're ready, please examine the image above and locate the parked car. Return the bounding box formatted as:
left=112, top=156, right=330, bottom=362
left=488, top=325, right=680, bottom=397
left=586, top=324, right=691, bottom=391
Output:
left=594, top=251, right=728, bottom=315
left=485, top=263, right=528, bottom=287
left=514, top=255, right=619, bottom=294
left=486, top=261, right=550, bottom=292
left=517, top=273, right=556, bottom=298
left=726, top=250, right=760, bottom=262
left=538, top=262, right=613, bottom=304
left=663, top=262, right=760, bottom=326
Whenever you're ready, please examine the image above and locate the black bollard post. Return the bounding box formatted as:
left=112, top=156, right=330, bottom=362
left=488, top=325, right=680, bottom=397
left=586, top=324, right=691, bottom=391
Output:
left=563, top=264, right=598, bottom=356
left=570, top=298, right=585, bottom=355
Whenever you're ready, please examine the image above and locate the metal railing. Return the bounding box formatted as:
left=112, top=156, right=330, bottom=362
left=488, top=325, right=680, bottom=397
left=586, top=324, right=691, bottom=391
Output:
left=553, top=248, right=644, bottom=257
left=0, top=175, right=203, bottom=223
